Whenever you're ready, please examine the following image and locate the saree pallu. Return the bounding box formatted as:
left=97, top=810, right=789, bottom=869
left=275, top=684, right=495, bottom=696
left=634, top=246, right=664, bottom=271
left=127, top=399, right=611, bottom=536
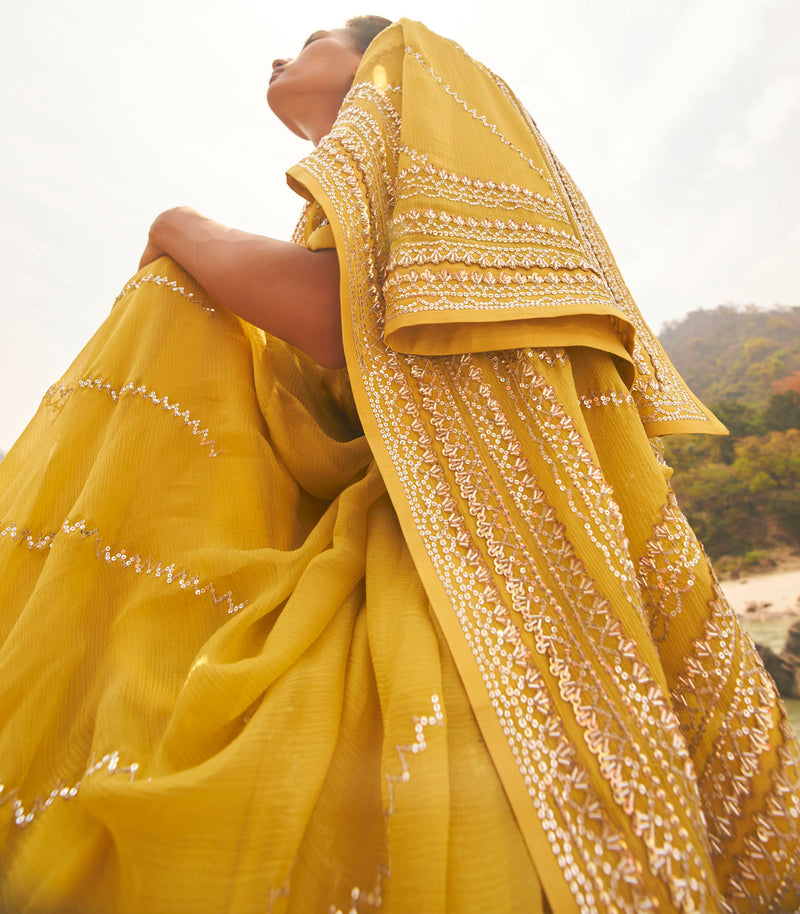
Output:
left=287, top=18, right=800, bottom=913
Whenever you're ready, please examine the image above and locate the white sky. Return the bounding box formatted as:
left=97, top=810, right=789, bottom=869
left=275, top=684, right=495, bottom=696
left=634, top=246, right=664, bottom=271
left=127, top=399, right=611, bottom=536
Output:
left=1, top=0, right=798, bottom=450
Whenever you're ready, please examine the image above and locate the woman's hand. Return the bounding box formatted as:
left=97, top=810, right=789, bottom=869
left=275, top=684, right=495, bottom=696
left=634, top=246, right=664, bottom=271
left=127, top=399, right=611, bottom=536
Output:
left=134, top=206, right=345, bottom=368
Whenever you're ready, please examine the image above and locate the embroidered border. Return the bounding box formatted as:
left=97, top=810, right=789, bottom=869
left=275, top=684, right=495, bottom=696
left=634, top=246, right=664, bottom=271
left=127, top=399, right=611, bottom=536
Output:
left=637, top=490, right=702, bottom=642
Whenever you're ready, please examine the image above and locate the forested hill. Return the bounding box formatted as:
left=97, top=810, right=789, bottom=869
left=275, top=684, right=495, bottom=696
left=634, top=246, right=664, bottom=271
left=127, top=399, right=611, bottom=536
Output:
left=659, top=305, right=800, bottom=407
left=657, top=304, right=800, bottom=571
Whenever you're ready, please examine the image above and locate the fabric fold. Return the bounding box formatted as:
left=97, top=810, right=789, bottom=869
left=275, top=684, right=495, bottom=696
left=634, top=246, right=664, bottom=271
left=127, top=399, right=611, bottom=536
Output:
left=287, top=19, right=724, bottom=436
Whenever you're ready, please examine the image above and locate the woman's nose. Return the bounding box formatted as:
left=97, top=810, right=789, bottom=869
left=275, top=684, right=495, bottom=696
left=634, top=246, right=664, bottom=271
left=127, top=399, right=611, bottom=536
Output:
left=272, top=58, right=289, bottom=69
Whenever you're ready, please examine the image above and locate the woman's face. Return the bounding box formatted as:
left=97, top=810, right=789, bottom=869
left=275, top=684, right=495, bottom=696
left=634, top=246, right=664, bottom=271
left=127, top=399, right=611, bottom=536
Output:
left=267, top=29, right=363, bottom=143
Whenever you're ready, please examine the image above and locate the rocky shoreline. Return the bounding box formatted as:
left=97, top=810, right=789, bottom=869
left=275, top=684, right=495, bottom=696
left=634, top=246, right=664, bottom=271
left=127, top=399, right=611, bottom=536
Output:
left=720, top=566, right=800, bottom=699
left=754, top=620, right=800, bottom=699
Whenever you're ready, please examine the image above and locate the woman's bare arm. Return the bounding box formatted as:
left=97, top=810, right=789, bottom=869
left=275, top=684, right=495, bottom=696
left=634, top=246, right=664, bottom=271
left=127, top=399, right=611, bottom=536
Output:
left=140, top=206, right=345, bottom=369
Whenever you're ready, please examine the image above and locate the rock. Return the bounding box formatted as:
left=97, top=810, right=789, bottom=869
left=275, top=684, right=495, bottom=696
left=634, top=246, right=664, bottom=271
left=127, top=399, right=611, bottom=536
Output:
left=755, top=642, right=800, bottom=699
left=745, top=600, right=773, bottom=614
left=786, top=620, right=800, bottom=660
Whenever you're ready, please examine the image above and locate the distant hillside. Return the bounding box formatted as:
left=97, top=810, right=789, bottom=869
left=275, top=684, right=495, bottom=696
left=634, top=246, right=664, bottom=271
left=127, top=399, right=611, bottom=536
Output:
left=658, top=305, right=800, bottom=570
left=660, top=304, right=800, bottom=406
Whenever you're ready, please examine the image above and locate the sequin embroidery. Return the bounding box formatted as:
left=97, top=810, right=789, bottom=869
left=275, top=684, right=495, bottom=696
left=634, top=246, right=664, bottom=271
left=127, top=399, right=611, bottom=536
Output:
left=0, top=519, right=248, bottom=615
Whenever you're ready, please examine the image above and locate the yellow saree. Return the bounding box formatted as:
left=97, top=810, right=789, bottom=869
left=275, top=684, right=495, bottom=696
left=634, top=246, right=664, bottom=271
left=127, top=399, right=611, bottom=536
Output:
left=287, top=19, right=800, bottom=914
left=0, top=17, right=798, bottom=914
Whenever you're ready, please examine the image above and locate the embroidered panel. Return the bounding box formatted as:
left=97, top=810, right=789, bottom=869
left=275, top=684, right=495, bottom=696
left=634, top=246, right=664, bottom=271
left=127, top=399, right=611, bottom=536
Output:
left=722, top=719, right=800, bottom=913
left=297, top=134, right=716, bottom=913
left=297, top=142, right=665, bottom=912
left=637, top=490, right=703, bottom=643
left=670, top=569, right=800, bottom=904
left=289, top=21, right=800, bottom=906
left=447, top=351, right=719, bottom=908
left=383, top=266, right=609, bottom=319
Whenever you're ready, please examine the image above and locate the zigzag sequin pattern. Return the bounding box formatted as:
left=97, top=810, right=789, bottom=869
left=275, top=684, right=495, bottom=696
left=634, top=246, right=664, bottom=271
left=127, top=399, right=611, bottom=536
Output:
left=1, top=751, right=138, bottom=829
left=0, top=519, right=248, bottom=615
left=329, top=697, right=444, bottom=914
left=114, top=272, right=214, bottom=311
left=44, top=377, right=220, bottom=457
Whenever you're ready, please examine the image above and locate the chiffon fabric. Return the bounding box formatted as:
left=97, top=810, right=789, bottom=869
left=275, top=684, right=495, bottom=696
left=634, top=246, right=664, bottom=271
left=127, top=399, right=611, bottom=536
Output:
left=0, top=260, right=544, bottom=914
left=0, top=18, right=799, bottom=914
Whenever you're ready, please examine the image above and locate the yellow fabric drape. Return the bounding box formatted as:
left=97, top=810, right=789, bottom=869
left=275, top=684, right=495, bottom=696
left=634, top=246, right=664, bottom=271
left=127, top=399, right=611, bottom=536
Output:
left=287, top=19, right=800, bottom=913
left=288, top=20, right=726, bottom=439
left=0, top=258, right=546, bottom=913
left=1, top=17, right=799, bottom=914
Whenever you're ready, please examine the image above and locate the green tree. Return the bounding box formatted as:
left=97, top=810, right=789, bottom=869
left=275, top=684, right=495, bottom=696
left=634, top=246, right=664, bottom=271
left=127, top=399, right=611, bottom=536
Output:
left=762, top=391, right=800, bottom=432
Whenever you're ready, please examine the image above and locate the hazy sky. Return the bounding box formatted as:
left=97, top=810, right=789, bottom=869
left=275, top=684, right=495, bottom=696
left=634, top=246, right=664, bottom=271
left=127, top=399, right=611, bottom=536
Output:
left=1, top=0, right=798, bottom=450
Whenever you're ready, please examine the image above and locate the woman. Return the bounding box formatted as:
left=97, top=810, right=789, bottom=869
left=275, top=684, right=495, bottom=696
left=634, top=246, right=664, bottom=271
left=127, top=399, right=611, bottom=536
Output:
left=1, top=15, right=798, bottom=914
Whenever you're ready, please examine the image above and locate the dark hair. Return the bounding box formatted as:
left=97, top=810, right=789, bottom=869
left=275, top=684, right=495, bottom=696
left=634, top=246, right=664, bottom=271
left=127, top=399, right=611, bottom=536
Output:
left=345, top=15, right=392, bottom=54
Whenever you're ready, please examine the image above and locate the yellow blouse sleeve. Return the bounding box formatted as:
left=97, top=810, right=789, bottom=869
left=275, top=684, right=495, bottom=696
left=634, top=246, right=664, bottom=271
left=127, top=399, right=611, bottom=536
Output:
left=307, top=222, right=336, bottom=252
